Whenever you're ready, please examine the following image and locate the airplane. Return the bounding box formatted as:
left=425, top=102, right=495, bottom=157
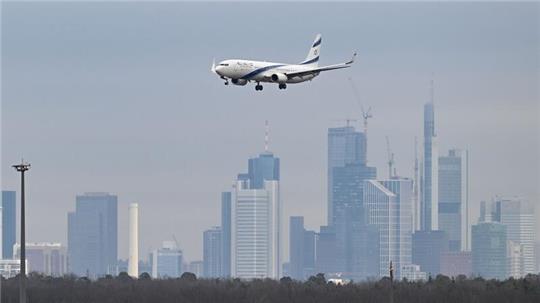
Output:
left=211, top=34, right=356, bottom=91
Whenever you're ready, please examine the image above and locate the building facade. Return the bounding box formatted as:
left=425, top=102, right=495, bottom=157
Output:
left=471, top=222, right=507, bottom=280
left=67, top=192, right=118, bottom=278
left=493, top=197, right=536, bottom=276
left=289, top=216, right=317, bottom=281
left=438, top=149, right=469, bottom=251
left=203, top=226, right=222, bottom=278
left=152, top=241, right=183, bottom=278
left=327, top=126, right=367, bottom=225
left=440, top=251, right=472, bottom=277
left=364, top=179, right=413, bottom=279
left=221, top=192, right=232, bottom=277
left=422, top=101, right=438, bottom=231
left=412, top=230, right=449, bottom=276
left=1, top=191, right=16, bottom=259
left=233, top=179, right=280, bottom=279
left=14, top=242, right=67, bottom=276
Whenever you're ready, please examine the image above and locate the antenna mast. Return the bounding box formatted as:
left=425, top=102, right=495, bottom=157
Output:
left=264, top=120, right=269, bottom=152
left=386, top=136, right=395, bottom=179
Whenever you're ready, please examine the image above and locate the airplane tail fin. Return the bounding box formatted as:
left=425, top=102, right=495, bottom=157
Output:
left=300, top=34, right=321, bottom=67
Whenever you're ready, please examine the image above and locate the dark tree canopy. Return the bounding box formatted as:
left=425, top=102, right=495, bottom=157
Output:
left=0, top=273, right=538, bottom=303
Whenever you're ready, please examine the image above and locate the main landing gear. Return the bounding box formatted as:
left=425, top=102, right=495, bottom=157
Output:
left=255, top=83, right=263, bottom=91
left=279, top=83, right=287, bottom=90
left=221, top=76, right=229, bottom=85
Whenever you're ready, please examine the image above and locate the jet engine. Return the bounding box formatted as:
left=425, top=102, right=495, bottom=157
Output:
left=231, top=79, right=248, bottom=86
left=271, top=73, right=287, bottom=83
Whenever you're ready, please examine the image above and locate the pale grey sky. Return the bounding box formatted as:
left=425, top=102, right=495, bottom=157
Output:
left=1, top=2, right=539, bottom=262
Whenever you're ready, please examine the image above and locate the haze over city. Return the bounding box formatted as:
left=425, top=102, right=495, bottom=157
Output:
left=1, top=0, right=538, bottom=268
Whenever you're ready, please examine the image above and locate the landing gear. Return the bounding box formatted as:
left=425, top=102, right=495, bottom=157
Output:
left=279, top=83, right=287, bottom=90
left=221, top=76, right=229, bottom=85
left=255, top=83, right=263, bottom=91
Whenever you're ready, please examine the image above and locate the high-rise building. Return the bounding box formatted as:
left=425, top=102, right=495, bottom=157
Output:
left=471, top=222, right=507, bottom=280
left=364, top=179, right=413, bottom=279
left=67, top=192, right=118, bottom=278
left=221, top=192, right=232, bottom=277
left=440, top=251, right=472, bottom=278
left=233, top=178, right=280, bottom=279
left=203, top=226, right=222, bottom=278
left=412, top=230, right=449, bottom=276
left=492, top=197, right=536, bottom=276
left=401, top=264, right=428, bottom=281
left=332, top=163, right=376, bottom=276
left=327, top=126, right=367, bottom=225
left=248, top=152, right=279, bottom=189
left=289, top=216, right=305, bottom=280
left=1, top=191, right=16, bottom=259
left=422, top=100, right=438, bottom=231
left=13, top=242, right=67, bottom=276
left=289, top=216, right=317, bottom=280
left=151, top=241, right=183, bottom=278
left=232, top=151, right=281, bottom=279
left=315, top=225, right=338, bottom=275
left=438, top=149, right=469, bottom=251
left=507, top=240, right=523, bottom=278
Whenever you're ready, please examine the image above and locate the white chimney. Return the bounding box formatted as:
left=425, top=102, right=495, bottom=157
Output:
left=128, top=203, right=139, bottom=277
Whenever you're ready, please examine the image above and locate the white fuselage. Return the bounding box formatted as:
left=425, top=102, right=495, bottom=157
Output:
left=214, top=59, right=319, bottom=84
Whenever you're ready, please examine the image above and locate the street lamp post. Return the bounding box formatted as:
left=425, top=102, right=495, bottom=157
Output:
left=12, top=161, right=30, bottom=303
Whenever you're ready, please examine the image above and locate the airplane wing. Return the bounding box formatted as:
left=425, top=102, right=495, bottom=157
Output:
left=286, top=53, right=356, bottom=78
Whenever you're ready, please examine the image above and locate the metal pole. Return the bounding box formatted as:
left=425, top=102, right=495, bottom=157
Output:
left=13, top=162, right=30, bottom=303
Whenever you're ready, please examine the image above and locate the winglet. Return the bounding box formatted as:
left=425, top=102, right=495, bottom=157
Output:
left=346, top=52, right=357, bottom=65
left=211, top=58, right=216, bottom=74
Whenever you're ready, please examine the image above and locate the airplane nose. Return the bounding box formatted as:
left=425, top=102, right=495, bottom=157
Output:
left=215, top=65, right=223, bottom=74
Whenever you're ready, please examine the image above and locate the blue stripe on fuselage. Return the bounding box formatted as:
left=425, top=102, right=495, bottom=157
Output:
left=301, top=56, right=319, bottom=65
left=240, top=64, right=285, bottom=79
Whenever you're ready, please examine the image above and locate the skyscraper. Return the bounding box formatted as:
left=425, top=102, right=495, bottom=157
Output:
left=332, top=162, right=376, bottom=276
left=327, top=126, right=367, bottom=225
left=233, top=179, right=280, bottom=279
left=438, top=149, right=469, bottom=251
left=1, top=191, right=16, bottom=259
left=422, top=100, right=438, bottom=231
left=151, top=241, right=183, bottom=278
left=492, top=197, right=536, bottom=276
left=67, top=192, right=117, bottom=278
left=248, top=152, right=279, bottom=189
left=364, top=179, right=413, bottom=279
left=472, top=222, right=507, bottom=280
left=412, top=230, right=449, bottom=276
left=289, top=216, right=305, bottom=280
left=221, top=192, right=232, bottom=277
left=203, top=226, right=222, bottom=278
left=289, top=216, right=317, bottom=280
left=232, top=151, right=281, bottom=279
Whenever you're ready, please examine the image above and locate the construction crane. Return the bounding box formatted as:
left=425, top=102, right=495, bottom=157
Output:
left=348, top=77, right=373, bottom=134
left=348, top=77, right=373, bottom=162
left=386, top=136, right=395, bottom=179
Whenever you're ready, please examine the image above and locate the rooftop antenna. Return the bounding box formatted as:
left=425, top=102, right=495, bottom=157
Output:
left=430, top=74, right=435, bottom=104
left=264, top=120, right=269, bottom=152
left=386, top=136, right=395, bottom=179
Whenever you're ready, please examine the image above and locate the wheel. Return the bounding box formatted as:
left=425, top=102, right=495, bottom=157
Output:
left=279, top=83, right=287, bottom=89
left=224, top=82, right=229, bottom=85
left=255, top=85, right=263, bottom=91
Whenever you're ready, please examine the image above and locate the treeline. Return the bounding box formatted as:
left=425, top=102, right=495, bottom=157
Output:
left=1, top=272, right=539, bottom=303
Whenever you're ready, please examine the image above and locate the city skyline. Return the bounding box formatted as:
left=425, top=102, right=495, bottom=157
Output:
left=1, top=1, right=539, bottom=264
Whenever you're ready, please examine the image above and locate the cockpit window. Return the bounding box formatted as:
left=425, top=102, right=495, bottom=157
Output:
left=219, top=63, right=229, bottom=66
